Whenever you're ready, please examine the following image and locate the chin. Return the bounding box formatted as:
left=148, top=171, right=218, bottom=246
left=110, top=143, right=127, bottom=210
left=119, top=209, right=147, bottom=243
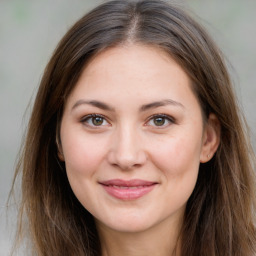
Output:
left=95, top=212, right=165, bottom=234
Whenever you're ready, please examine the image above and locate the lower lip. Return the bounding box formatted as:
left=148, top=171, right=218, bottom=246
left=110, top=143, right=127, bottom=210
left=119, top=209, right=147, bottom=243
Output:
left=101, top=184, right=156, bottom=200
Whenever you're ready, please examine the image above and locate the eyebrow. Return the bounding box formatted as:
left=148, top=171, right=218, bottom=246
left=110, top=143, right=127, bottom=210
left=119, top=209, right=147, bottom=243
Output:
left=71, top=100, right=115, bottom=112
left=71, top=99, right=184, bottom=112
left=140, top=99, right=184, bottom=111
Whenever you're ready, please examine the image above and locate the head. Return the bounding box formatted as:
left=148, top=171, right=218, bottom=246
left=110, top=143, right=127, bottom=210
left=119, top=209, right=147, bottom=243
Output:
left=15, top=0, right=256, bottom=255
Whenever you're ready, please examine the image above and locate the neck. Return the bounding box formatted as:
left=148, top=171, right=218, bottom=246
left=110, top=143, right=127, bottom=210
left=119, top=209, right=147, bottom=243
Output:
left=96, top=217, right=182, bottom=256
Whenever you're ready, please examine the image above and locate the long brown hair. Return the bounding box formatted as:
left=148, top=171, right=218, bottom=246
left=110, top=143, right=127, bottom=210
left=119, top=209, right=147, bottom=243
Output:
left=11, top=0, right=256, bottom=255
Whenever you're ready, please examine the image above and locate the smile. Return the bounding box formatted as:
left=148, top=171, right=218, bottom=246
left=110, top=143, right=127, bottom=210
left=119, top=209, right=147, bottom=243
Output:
left=99, top=179, right=158, bottom=200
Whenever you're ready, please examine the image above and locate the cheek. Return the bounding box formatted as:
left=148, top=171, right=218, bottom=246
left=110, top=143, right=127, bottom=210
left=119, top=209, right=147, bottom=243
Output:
left=150, top=136, right=202, bottom=209
left=61, top=131, right=108, bottom=176
left=61, top=132, right=109, bottom=210
left=150, top=134, right=202, bottom=177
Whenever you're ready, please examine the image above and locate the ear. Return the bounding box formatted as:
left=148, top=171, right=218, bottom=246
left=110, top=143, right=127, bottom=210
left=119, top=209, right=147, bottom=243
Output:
left=200, top=113, right=220, bottom=163
left=56, top=136, right=65, bottom=162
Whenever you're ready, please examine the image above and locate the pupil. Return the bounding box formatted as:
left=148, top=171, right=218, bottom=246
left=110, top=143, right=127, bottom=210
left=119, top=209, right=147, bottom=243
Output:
left=93, top=117, right=103, bottom=126
left=154, top=117, right=165, bottom=126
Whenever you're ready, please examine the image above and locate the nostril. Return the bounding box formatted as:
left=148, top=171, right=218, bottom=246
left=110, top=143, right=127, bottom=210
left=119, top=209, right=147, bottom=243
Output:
left=107, top=149, right=147, bottom=170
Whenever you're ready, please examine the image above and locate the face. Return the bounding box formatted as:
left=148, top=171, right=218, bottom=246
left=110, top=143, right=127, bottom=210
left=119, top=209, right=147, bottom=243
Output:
left=60, top=44, right=214, bottom=234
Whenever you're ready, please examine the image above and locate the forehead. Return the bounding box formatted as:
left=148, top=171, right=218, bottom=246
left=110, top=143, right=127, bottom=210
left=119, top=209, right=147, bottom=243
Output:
left=68, top=44, right=193, bottom=99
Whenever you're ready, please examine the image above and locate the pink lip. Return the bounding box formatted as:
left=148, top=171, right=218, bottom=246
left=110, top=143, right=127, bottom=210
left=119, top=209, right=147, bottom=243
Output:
left=99, top=179, right=157, bottom=200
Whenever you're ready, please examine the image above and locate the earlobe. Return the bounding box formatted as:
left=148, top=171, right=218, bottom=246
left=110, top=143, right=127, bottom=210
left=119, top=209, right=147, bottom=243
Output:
left=56, top=136, right=65, bottom=161
left=200, top=113, right=220, bottom=163
left=57, top=151, right=65, bottom=162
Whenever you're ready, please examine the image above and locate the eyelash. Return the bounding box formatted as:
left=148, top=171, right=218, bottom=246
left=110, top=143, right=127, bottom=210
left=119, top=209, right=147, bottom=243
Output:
left=80, top=114, right=110, bottom=128
left=145, top=114, right=175, bottom=128
left=80, top=113, right=175, bottom=128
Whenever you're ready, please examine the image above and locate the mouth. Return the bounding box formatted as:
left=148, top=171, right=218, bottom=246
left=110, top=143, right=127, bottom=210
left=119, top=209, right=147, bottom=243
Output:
left=99, top=179, right=158, bottom=200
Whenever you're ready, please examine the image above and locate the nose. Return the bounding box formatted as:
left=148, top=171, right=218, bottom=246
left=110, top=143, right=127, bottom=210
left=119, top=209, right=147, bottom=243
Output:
left=107, top=125, right=147, bottom=170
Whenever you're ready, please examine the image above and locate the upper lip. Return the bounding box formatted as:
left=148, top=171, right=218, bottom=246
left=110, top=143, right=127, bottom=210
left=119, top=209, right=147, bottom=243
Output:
left=99, top=179, right=157, bottom=187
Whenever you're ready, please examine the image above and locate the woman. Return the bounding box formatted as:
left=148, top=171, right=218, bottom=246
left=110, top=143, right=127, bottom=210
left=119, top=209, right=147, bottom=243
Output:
left=11, top=0, right=256, bottom=255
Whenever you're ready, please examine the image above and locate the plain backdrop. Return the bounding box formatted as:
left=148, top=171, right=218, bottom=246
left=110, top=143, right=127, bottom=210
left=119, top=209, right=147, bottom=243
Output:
left=1, top=0, right=255, bottom=255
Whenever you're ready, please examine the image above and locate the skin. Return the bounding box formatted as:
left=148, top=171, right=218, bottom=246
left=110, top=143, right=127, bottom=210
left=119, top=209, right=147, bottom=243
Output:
left=59, top=44, right=220, bottom=256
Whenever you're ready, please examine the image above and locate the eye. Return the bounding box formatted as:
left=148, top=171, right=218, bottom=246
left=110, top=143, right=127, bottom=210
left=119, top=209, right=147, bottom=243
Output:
left=146, top=114, right=175, bottom=128
left=81, top=114, right=110, bottom=127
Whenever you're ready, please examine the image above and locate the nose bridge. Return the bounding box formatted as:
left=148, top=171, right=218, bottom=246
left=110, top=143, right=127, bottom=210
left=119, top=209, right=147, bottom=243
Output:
left=118, top=123, right=137, bottom=155
left=108, top=121, right=146, bottom=169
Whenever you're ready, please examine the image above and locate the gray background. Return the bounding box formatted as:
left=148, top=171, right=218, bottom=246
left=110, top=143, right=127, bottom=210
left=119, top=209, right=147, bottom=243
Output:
left=1, top=0, right=255, bottom=255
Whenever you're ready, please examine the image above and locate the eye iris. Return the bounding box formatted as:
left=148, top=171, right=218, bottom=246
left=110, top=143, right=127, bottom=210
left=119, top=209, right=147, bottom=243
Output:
left=92, top=116, right=103, bottom=126
left=154, top=117, right=165, bottom=126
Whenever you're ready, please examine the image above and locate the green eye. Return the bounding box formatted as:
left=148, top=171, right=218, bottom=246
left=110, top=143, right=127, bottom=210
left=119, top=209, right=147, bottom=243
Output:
left=92, top=116, right=104, bottom=126
left=147, top=114, right=175, bottom=128
left=153, top=117, right=166, bottom=126
left=82, top=114, right=109, bottom=127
